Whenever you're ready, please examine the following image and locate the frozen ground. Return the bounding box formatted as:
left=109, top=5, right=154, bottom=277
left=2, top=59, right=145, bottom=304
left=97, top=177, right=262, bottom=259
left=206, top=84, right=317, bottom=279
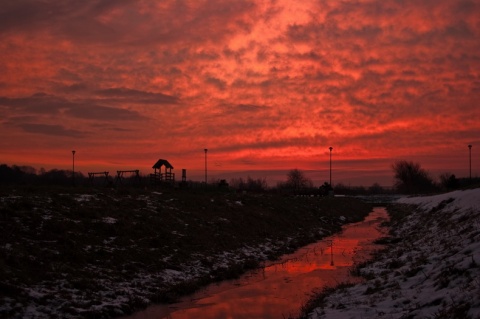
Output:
left=308, top=188, right=480, bottom=319
left=0, top=189, right=371, bottom=319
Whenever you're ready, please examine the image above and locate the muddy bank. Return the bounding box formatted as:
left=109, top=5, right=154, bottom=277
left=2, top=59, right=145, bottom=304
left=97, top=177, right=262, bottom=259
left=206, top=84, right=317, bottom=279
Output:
left=0, top=187, right=372, bottom=319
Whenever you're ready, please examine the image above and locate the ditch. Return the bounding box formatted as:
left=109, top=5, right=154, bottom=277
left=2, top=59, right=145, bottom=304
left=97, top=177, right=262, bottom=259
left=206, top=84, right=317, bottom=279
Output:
left=119, top=207, right=389, bottom=319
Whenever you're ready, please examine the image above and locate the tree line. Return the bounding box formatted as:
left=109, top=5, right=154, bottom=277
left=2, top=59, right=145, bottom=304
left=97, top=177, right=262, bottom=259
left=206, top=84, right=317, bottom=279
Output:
left=391, top=160, right=478, bottom=194
left=0, top=164, right=84, bottom=186
left=1, top=162, right=477, bottom=194
left=275, top=162, right=478, bottom=195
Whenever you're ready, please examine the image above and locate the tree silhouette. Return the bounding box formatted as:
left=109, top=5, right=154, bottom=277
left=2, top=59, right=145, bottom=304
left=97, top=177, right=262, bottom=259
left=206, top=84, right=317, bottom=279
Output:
left=285, top=169, right=312, bottom=190
left=392, top=160, right=434, bottom=194
left=0, top=164, right=36, bottom=184
left=439, top=172, right=459, bottom=190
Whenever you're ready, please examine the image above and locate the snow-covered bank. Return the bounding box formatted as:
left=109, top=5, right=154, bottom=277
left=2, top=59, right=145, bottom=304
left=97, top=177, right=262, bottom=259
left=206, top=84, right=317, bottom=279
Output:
left=308, top=188, right=480, bottom=319
left=398, top=189, right=480, bottom=214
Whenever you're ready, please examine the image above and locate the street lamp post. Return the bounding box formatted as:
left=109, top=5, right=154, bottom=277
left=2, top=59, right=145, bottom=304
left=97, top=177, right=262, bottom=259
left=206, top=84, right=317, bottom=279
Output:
left=468, top=144, right=472, bottom=181
left=329, top=146, right=333, bottom=187
left=204, top=148, right=208, bottom=184
left=72, top=150, right=76, bottom=186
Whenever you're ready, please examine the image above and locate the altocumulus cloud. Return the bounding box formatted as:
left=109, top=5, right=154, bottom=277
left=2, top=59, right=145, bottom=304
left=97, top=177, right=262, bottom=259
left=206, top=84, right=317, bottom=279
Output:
left=17, top=123, right=86, bottom=138
left=64, top=103, right=144, bottom=121
left=0, top=0, right=479, bottom=183
left=95, top=88, right=179, bottom=105
left=0, top=93, right=144, bottom=121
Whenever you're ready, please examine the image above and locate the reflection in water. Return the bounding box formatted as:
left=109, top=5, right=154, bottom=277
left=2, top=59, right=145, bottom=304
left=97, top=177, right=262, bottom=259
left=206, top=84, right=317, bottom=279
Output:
left=121, top=208, right=389, bottom=319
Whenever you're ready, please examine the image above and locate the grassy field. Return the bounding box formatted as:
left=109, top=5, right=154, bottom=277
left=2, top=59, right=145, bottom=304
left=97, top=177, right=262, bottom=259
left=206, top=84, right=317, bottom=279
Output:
left=0, top=186, right=373, bottom=318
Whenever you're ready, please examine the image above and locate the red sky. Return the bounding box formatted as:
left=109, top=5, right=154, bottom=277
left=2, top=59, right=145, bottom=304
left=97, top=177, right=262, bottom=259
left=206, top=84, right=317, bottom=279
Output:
left=1, top=0, right=479, bottom=186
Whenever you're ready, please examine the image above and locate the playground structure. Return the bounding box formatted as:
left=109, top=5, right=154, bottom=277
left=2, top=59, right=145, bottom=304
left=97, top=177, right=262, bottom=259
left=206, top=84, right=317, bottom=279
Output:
left=150, top=159, right=176, bottom=184
left=87, top=170, right=141, bottom=186
left=88, top=171, right=109, bottom=186
left=115, top=170, right=141, bottom=185
left=86, top=158, right=183, bottom=187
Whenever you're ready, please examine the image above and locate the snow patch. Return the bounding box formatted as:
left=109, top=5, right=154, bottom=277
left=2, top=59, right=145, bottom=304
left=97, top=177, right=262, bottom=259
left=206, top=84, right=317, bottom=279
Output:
left=309, top=188, right=480, bottom=319
left=74, top=194, right=96, bottom=202
left=102, top=217, right=117, bottom=224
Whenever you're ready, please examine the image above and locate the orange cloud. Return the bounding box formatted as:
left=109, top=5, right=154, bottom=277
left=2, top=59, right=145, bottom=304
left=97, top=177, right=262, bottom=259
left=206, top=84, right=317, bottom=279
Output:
left=0, top=0, right=479, bottom=186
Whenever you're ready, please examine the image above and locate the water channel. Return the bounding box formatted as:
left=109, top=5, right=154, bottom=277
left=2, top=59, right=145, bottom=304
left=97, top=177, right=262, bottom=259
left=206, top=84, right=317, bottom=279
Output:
left=121, top=207, right=389, bottom=319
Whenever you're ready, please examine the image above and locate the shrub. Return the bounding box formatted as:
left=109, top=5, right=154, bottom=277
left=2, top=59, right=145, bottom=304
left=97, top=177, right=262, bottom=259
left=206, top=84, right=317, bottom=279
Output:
left=392, top=160, right=436, bottom=194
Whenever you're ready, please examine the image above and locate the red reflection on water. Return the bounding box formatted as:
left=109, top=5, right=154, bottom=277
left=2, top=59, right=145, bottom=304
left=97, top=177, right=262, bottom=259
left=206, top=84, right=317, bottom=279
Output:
left=121, top=208, right=389, bottom=319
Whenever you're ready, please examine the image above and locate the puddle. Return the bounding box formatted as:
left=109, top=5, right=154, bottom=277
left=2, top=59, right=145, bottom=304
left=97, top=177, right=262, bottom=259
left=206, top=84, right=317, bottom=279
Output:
left=120, top=207, right=389, bottom=319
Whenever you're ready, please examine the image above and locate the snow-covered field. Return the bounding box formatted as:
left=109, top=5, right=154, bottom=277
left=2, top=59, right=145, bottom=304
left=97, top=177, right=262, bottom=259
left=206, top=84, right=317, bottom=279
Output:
left=308, top=188, right=480, bottom=318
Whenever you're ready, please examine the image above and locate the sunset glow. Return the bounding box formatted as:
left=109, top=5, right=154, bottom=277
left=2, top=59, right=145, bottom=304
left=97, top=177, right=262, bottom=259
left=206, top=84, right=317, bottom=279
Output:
left=1, top=0, right=478, bottom=186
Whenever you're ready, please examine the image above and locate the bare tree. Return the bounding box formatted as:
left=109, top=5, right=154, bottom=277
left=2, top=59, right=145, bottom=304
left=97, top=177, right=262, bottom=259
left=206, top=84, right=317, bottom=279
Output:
left=285, top=169, right=313, bottom=190
left=392, top=160, right=435, bottom=194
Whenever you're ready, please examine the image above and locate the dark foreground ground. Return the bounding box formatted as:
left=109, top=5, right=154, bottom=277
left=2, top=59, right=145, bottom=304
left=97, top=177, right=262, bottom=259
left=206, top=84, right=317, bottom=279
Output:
left=0, top=186, right=373, bottom=319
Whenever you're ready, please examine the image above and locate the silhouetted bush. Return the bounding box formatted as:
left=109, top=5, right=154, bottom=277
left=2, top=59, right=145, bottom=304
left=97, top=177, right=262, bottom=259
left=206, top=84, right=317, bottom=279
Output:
left=277, top=169, right=313, bottom=192
left=368, top=183, right=384, bottom=194
left=334, top=183, right=367, bottom=196
left=439, top=172, right=459, bottom=190
left=0, top=164, right=85, bottom=186
left=392, top=160, right=436, bottom=194
left=319, top=182, right=333, bottom=196
left=230, top=176, right=268, bottom=192
left=39, top=169, right=86, bottom=186
left=0, top=164, right=37, bottom=184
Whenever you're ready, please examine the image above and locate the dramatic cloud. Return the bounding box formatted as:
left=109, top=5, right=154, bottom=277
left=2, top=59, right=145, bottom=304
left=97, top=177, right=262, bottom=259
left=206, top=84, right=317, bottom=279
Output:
left=95, top=88, right=179, bottom=104
left=0, top=93, right=144, bottom=120
left=0, top=0, right=479, bottom=185
left=17, top=123, right=86, bottom=138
